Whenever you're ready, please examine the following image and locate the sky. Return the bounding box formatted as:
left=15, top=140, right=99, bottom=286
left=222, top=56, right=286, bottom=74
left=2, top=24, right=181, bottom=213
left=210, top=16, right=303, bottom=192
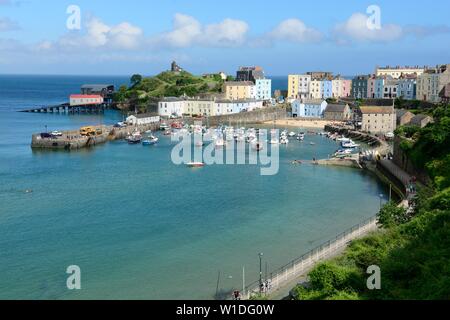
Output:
left=0, top=0, right=450, bottom=76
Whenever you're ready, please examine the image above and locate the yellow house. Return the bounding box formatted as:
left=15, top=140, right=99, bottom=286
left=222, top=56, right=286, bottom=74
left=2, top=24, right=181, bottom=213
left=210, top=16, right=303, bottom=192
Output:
left=183, top=99, right=216, bottom=117
left=288, top=74, right=311, bottom=100
left=224, top=81, right=255, bottom=100
left=288, top=75, right=299, bottom=99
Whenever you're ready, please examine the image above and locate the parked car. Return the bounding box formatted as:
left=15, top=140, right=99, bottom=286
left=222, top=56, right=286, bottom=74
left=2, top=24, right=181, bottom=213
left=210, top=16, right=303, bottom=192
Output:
left=113, top=122, right=125, bottom=128
left=40, top=133, right=52, bottom=139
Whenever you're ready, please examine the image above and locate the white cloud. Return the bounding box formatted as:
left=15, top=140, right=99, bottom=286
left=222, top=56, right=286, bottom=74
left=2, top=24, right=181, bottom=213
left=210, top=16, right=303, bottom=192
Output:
left=57, top=17, right=143, bottom=51
left=333, top=13, right=403, bottom=43
left=202, top=18, right=249, bottom=46
left=0, top=17, right=20, bottom=32
left=155, top=13, right=249, bottom=48
left=268, top=19, right=323, bottom=43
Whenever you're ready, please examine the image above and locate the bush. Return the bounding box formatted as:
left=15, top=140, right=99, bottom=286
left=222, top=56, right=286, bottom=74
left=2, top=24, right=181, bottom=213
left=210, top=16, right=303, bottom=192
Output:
left=377, top=202, right=410, bottom=228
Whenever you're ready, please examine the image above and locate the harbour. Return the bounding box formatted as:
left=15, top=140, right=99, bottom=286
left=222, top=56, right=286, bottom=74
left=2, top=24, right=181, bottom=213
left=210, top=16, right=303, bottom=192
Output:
left=0, top=75, right=392, bottom=300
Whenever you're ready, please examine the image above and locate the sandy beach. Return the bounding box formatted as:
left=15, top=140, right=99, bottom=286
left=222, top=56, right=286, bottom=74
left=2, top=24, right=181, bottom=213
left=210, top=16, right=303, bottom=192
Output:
left=263, top=119, right=339, bottom=129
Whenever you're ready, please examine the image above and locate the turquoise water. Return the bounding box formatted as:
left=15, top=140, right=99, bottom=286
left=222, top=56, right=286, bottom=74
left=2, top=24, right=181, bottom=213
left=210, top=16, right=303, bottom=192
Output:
left=0, top=75, right=388, bottom=300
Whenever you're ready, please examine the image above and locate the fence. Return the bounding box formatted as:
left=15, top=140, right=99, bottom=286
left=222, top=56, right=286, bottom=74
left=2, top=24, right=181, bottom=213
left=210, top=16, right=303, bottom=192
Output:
left=244, top=215, right=379, bottom=299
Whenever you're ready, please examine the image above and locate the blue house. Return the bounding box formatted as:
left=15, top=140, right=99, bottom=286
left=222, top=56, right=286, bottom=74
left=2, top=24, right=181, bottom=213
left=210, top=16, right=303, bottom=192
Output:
left=292, top=99, right=328, bottom=118
left=321, top=80, right=333, bottom=99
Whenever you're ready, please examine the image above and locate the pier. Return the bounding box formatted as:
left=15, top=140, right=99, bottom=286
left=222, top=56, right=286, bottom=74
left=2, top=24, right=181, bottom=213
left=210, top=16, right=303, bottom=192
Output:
left=20, top=103, right=109, bottom=114
left=31, top=123, right=160, bottom=150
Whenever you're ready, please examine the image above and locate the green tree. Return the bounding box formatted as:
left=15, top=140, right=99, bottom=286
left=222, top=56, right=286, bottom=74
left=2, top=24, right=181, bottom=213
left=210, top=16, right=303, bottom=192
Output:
left=130, top=74, right=143, bottom=88
left=377, top=202, right=409, bottom=228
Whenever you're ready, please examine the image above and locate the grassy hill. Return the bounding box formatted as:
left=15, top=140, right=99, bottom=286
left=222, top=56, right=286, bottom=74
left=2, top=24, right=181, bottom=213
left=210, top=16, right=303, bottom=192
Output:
left=113, top=71, right=227, bottom=112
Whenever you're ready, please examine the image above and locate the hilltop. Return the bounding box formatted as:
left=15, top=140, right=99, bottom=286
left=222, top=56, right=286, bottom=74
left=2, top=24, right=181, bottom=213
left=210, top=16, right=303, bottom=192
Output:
left=113, top=70, right=228, bottom=112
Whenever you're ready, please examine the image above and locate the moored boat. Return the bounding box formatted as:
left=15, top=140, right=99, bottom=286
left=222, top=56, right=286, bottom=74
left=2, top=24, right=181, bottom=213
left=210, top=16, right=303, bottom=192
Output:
left=186, top=162, right=205, bottom=168
left=142, top=135, right=159, bottom=146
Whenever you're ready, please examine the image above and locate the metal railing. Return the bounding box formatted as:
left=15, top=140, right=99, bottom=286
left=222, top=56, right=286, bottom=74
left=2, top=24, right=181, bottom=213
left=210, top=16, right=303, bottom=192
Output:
left=244, top=215, right=379, bottom=299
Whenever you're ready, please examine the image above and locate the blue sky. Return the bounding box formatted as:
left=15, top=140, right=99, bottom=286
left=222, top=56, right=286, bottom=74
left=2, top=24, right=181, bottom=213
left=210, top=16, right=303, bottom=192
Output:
left=1, top=0, right=449, bottom=75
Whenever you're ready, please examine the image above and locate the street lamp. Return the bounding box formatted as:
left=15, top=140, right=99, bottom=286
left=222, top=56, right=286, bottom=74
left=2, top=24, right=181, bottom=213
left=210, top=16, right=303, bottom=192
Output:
left=259, top=253, right=264, bottom=292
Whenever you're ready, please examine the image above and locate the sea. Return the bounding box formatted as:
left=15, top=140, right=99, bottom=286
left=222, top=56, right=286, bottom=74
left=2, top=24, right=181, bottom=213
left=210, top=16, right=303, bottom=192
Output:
left=0, top=75, right=388, bottom=300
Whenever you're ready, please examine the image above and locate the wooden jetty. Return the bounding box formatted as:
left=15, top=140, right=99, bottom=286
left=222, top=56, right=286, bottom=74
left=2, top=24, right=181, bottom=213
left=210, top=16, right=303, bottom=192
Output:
left=20, top=103, right=109, bottom=114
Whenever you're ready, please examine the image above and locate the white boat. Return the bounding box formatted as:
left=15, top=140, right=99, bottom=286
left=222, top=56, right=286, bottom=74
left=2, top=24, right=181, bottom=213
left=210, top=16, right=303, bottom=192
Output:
left=215, top=139, right=226, bottom=148
left=142, top=136, right=159, bottom=146
left=186, top=162, right=205, bottom=168
left=337, top=136, right=351, bottom=142
left=288, top=132, right=296, bottom=137
left=342, top=140, right=360, bottom=148
left=269, top=138, right=279, bottom=145
left=280, top=137, right=289, bottom=145
left=252, top=141, right=264, bottom=151
left=126, top=131, right=142, bottom=144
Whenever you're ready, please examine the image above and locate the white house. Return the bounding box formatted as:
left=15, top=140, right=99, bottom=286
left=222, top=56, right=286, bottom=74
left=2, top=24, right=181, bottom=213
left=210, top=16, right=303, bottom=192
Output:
left=126, top=114, right=161, bottom=126
left=292, top=99, right=328, bottom=118
left=255, top=79, right=272, bottom=100
left=215, top=99, right=264, bottom=115
left=158, top=97, right=185, bottom=117
left=69, top=94, right=103, bottom=106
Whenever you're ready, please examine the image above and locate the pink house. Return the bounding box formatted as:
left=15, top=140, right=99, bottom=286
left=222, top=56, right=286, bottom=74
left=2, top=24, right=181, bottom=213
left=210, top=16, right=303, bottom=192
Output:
left=367, top=76, right=377, bottom=99
left=332, top=77, right=352, bottom=98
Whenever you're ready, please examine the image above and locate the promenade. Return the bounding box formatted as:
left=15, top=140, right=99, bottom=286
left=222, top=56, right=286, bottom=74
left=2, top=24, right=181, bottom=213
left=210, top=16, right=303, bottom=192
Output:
left=244, top=216, right=379, bottom=300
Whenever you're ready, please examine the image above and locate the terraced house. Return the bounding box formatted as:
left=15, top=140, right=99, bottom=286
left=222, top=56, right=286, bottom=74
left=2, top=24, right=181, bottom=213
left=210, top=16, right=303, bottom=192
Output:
left=288, top=74, right=311, bottom=100
left=397, top=75, right=417, bottom=100
left=223, top=81, right=256, bottom=100
left=332, top=77, right=352, bottom=98
left=352, top=75, right=369, bottom=99
left=417, top=64, right=450, bottom=103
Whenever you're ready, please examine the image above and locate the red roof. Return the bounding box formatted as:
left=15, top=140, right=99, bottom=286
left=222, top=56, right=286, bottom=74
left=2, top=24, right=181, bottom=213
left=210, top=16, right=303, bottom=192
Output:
left=70, top=94, right=103, bottom=99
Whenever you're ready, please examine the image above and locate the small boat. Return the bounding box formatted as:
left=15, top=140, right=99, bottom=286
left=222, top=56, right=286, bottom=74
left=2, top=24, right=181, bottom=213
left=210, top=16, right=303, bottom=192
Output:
left=269, top=138, right=279, bottom=145
left=215, top=139, right=226, bottom=148
left=288, top=132, right=296, bottom=137
left=127, top=131, right=142, bottom=144
left=142, top=136, right=159, bottom=146
left=280, top=137, right=289, bottom=145
left=342, top=140, right=360, bottom=148
left=310, top=142, right=316, bottom=146
left=163, top=129, right=172, bottom=136
left=337, top=136, right=351, bottom=142
left=171, top=122, right=183, bottom=129
left=252, top=142, right=264, bottom=152
left=186, top=162, right=205, bottom=168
